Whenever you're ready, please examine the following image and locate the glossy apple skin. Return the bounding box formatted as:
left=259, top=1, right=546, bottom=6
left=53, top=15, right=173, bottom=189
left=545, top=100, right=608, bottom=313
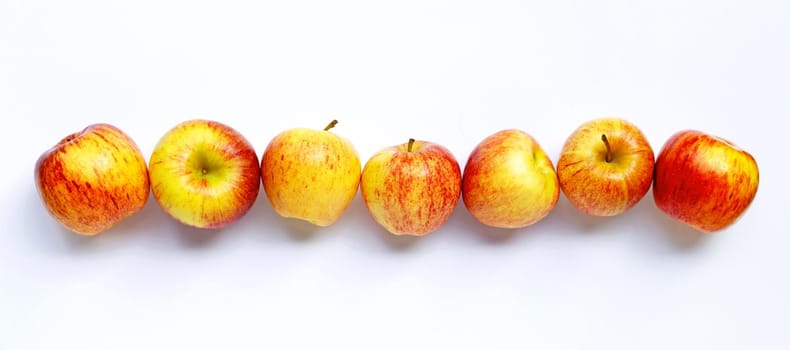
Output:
left=462, top=129, right=560, bottom=229
left=261, top=124, right=361, bottom=227
left=35, top=124, right=150, bottom=235
left=149, top=120, right=260, bottom=229
left=361, top=140, right=462, bottom=236
left=653, top=130, right=759, bottom=233
left=557, top=118, right=655, bottom=216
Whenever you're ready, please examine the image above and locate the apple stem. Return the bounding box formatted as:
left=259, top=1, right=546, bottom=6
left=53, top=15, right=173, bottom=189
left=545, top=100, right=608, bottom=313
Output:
left=407, top=138, right=415, bottom=152
left=324, top=120, right=338, bottom=131
left=601, top=134, right=612, bottom=163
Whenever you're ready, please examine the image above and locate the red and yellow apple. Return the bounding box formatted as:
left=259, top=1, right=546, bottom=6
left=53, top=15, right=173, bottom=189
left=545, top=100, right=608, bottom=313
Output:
left=557, top=118, right=655, bottom=216
left=148, top=120, right=260, bottom=229
left=653, top=130, right=759, bottom=233
left=462, top=129, right=559, bottom=228
left=35, top=123, right=150, bottom=235
left=360, top=138, right=462, bottom=236
left=261, top=120, right=361, bottom=227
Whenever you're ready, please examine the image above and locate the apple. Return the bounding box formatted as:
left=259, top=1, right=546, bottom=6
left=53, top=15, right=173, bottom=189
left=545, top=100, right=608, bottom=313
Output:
left=653, top=130, right=759, bottom=233
left=462, top=129, right=560, bottom=228
left=148, top=120, right=260, bottom=229
left=35, top=123, right=150, bottom=235
left=360, top=138, right=462, bottom=236
left=557, top=118, right=655, bottom=216
left=261, top=120, right=361, bottom=227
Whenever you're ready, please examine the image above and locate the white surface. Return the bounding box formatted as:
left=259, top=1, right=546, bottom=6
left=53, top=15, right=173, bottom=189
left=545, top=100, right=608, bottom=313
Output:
left=2, top=1, right=789, bottom=349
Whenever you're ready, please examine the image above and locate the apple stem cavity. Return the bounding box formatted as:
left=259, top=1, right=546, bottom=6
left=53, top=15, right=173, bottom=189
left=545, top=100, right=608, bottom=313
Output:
left=324, top=120, right=339, bottom=131
left=601, top=134, right=613, bottom=163
left=58, top=132, right=80, bottom=146
left=407, top=138, right=415, bottom=152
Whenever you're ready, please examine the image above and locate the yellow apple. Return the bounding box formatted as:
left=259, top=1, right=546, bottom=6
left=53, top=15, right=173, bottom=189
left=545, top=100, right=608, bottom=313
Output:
left=148, top=120, right=260, bottom=229
left=361, top=139, right=462, bottom=236
left=462, top=129, right=559, bottom=228
left=261, top=120, right=361, bottom=227
left=35, top=123, right=150, bottom=235
left=557, top=118, right=655, bottom=216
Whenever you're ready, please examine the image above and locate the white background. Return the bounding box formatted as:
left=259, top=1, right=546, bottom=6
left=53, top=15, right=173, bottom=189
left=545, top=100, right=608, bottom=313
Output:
left=1, top=0, right=788, bottom=349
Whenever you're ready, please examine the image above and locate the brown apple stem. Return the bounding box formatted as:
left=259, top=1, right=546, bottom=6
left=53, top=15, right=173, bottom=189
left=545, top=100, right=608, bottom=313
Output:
left=407, top=138, right=415, bottom=152
left=324, top=120, right=338, bottom=131
left=601, top=134, right=612, bottom=163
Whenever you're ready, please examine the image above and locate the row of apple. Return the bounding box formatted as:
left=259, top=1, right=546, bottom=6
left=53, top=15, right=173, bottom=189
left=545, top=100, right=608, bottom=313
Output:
left=35, top=118, right=759, bottom=236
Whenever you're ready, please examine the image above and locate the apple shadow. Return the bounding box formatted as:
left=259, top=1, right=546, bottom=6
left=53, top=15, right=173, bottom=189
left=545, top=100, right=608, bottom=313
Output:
left=475, top=224, right=524, bottom=245
left=27, top=188, right=156, bottom=253
left=448, top=199, right=527, bottom=245
left=231, top=188, right=285, bottom=244
left=110, top=193, right=171, bottom=236
left=639, top=194, right=707, bottom=251
left=173, top=223, right=227, bottom=248
left=550, top=188, right=706, bottom=251
left=280, top=218, right=323, bottom=241
left=376, top=228, right=423, bottom=251
left=340, top=191, right=422, bottom=251
left=104, top=193, right=228, bottom=249
left=551, top=195, right=622, bottom=234
left=253, top=188, right=323, bottom=242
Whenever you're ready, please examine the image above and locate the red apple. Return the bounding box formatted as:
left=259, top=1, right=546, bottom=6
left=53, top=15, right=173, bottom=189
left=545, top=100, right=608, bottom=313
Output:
left=462, top=129, right=560, bottom=229
left=149, top=120, right=260, bottom=229
left=35, top=124, right=150, bottom=235
left=557, top=118, right=655, bottom=216
left=653, top=130, right=759, bottom=233
left=360, top=138, right=462, bottom=236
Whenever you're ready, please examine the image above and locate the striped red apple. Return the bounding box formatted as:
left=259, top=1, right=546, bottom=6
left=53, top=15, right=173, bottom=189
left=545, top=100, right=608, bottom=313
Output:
left=557, top=118, right=655, bottom=216
left=360, top=138, right=462, bottom=236
left=35, top=124, right=150, bottom=235
left=462, top=129, right=560, bottom=229
left=653, top=130, right=759, bottom=233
